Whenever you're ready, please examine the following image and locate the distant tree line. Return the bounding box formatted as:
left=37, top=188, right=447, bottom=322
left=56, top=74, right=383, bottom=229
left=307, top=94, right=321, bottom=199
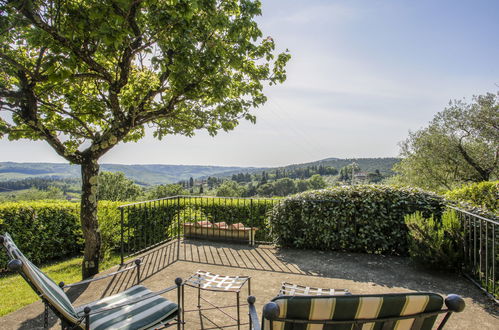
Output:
left=0, top=177, right=81, bottom=193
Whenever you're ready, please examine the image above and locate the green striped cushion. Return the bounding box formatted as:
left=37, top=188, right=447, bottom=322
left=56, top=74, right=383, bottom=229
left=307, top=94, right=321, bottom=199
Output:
left=2, top=233, right=80, bottom=324
left=76, top=285, right=178, bottom=330
left=264, top=293, right=443, bottom=330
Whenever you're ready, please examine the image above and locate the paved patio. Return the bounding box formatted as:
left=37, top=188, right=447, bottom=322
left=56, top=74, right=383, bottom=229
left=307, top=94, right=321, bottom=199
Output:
left=1, top=239, right=498, bottom=329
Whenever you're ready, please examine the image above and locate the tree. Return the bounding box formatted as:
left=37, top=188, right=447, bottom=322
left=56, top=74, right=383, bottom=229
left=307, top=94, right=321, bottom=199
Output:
left=272, top=177, right=296, bottom=196
left=339, top=163, right=360, bottom=182
left=394, top=92, right=498, bottom=191
left=146, top=183, right=186, bottom=199
left=0, top=0, right=289, bottom=277
left=97, top=171, right=142, bottom=201
left=215, top=180, right=245, bottom=197
left=308, top=174, right=326, bottom=189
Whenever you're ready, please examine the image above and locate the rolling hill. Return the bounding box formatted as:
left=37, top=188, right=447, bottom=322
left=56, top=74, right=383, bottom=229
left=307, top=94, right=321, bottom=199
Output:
left=0, top=157, right=399, bottom=185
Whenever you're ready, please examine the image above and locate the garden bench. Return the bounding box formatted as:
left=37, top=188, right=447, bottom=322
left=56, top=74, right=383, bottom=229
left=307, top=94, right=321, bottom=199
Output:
left=183, top=221, right=258, bottom=244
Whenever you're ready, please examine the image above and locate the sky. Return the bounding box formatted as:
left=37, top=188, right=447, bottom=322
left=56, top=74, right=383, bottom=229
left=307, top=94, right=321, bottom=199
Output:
left=1, top=0, right=498, bottom=167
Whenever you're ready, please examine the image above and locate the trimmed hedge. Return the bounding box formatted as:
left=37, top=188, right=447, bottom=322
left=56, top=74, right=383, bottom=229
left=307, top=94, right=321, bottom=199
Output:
left=0, top=201, right=123, bottom=267
left=268, top=185, right=446, bottom=255
left=445, top=181, right=498, bottom=215
left=192, top=198, right=276, bottom=241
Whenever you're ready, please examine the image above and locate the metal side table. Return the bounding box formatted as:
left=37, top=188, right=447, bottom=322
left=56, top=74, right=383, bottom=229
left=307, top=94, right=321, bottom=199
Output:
left=184, top=270, right=251, bottom=329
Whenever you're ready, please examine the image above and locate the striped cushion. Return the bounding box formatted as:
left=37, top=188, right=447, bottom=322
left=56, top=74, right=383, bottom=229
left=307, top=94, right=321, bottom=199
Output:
left=2, top=232, right=21, bottom=259
left=264, top=293, right=444, bottom=330
left=76, top=285, right=178, bottom=330
left=2, top=233, right=80, bottom=323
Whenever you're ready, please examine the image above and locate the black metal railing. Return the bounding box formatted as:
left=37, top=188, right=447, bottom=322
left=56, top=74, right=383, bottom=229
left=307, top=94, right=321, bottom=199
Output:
left=450, top=206, right=498, bottom=302
left=117, top=196, right=498, bottom=302
left=118, top=196, right=277, bottom=263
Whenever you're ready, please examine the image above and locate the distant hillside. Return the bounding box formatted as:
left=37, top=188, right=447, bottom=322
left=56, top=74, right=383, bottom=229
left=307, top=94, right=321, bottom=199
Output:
left=208, top=157, right=400, bottom=178
left=0, top=157, right=399, bottom=185
left=282, top=157, right=400, bottom=175
left=0, top=162, right=251, bottom=185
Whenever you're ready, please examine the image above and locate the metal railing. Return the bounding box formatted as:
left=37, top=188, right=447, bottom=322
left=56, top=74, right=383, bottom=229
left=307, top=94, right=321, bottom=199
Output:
left=117, top=196, right=498, bottom=302
left=118, top=196, right=277, bottom=263
left=449, top=206, right=498, bottom=302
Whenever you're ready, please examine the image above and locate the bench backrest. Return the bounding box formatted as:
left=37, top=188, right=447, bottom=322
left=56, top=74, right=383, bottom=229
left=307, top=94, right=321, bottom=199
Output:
left=264, top=293, right=445, bottom=330
left=1, top=233, right=80, bottom=325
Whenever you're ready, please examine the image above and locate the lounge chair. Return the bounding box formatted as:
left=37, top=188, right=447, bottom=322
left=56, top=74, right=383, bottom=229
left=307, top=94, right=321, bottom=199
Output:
left=247, top=291, right=465, bottom=330
left=1, top=233, right=183, bottom=330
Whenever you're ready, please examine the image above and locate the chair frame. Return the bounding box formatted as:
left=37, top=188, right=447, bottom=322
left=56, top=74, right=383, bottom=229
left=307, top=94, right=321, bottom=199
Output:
left=247, top=293, right=465, bottom=330
left=1, top=234, right=184, bottom=330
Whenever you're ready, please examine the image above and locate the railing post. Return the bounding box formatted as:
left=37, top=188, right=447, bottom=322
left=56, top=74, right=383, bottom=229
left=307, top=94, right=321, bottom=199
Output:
left=250, top=199, right=254, bottom=246
left=120, top=207, right=125, bottom=266
left=177, top=196, right=181, bottom=261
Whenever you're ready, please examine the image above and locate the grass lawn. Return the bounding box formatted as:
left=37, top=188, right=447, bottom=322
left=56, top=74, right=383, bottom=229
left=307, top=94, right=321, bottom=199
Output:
left=0, top=255, right=121, bottom=317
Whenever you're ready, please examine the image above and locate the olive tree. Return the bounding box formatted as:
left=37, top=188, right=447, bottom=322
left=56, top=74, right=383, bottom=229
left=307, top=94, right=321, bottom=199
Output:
left=394, top=92, right=498, bottom=191
left=0, top=0, right=289, bottom=277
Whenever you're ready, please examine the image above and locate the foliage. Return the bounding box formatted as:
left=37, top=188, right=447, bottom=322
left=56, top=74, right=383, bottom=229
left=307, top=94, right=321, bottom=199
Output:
left=0, top=0, right=289, bottom=277
left=0, top=186, right=66, bottom=202
left=146, top=183, right=187, bottom=199
left=394, top=91, right=499, bottom=192
left=97, top=171, right=143, bottom=201
left=405, top=210, right=463, bottom=270
left=445, top=181, right=499, bottom=215
left=192, top=198, right=276, bottom=241
left=0, top=201, right=81, bottom=266
left=339, top=162, right=360, bottom=181
left=0, top=201, right=123, bottom=266
left=0, top=177, right=80, bottom=193
left=216, top=180, right=246, bottom=197
left=268, top=185, right=445, bottom=255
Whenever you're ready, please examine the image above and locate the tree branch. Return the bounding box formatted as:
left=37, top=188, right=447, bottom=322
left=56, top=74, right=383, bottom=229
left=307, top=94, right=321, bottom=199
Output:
left=456, top=136, right=490, bottom=180
left=14, top=3, right=113, bottom=82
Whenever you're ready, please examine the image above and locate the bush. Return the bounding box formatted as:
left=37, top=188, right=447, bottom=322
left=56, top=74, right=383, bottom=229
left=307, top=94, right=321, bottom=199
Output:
left=445, top=181, right=498, bottom=215
left=405, top=210, right=463, bottom=270
left=268, top=185, right=445, bottom=255
left=0, top=200, right=123, bottom=267
left=0, top=201, right=81, bottom=266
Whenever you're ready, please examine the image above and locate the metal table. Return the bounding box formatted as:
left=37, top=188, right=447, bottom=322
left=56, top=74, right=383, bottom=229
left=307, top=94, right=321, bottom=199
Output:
left=184, top=270, right=251, bottom=329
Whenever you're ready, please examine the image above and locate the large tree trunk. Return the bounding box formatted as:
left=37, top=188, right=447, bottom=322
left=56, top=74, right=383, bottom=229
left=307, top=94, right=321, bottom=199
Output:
left=81, top=159, right=101, bottom=279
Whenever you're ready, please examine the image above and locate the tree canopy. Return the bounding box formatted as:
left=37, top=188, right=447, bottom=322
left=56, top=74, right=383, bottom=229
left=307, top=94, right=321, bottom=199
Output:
left=393, top=91, right=498, bottom=191
left=97, top=171, right=142, bottom=201
left=0, top=0, right=289, bottom=277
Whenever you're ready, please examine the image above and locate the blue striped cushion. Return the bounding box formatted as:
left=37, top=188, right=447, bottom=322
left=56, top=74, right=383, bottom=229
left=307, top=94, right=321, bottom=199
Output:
left=2, top=233, right=80, bottom=323
left=77, top=285, right=178, bottom=330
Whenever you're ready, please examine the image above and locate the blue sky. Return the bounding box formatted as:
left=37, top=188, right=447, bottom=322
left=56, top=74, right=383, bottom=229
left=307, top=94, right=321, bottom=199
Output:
left=1, top=0, right=498, bottom=167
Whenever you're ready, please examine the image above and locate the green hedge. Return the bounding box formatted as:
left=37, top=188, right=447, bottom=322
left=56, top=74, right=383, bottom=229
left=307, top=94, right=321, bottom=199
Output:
left=191, top=198, right=276, bottom=241
left=445, top=181, right=498, bottom=215
left=0, top=201, right=123, bottom=267
left=268, top=185, right=446, bottom=255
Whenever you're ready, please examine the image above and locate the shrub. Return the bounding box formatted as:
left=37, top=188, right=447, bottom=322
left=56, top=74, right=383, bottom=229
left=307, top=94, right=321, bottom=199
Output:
left=0, top=201, right=123, bottom=267
left=445, top=181, right=498, bottom=215
left=268, top=185, right=445, bottom=255
left=0, top=201, right=81, bottom=266
left=405, top=210, right=463, bottom=270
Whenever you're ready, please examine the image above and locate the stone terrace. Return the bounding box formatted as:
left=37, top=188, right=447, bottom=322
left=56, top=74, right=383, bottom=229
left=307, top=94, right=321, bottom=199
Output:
left=1, top=239, right=497, bottom=329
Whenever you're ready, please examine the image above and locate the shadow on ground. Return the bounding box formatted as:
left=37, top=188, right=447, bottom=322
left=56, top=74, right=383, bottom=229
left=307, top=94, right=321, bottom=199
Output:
left=3, top=238, right=498, bottom=329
